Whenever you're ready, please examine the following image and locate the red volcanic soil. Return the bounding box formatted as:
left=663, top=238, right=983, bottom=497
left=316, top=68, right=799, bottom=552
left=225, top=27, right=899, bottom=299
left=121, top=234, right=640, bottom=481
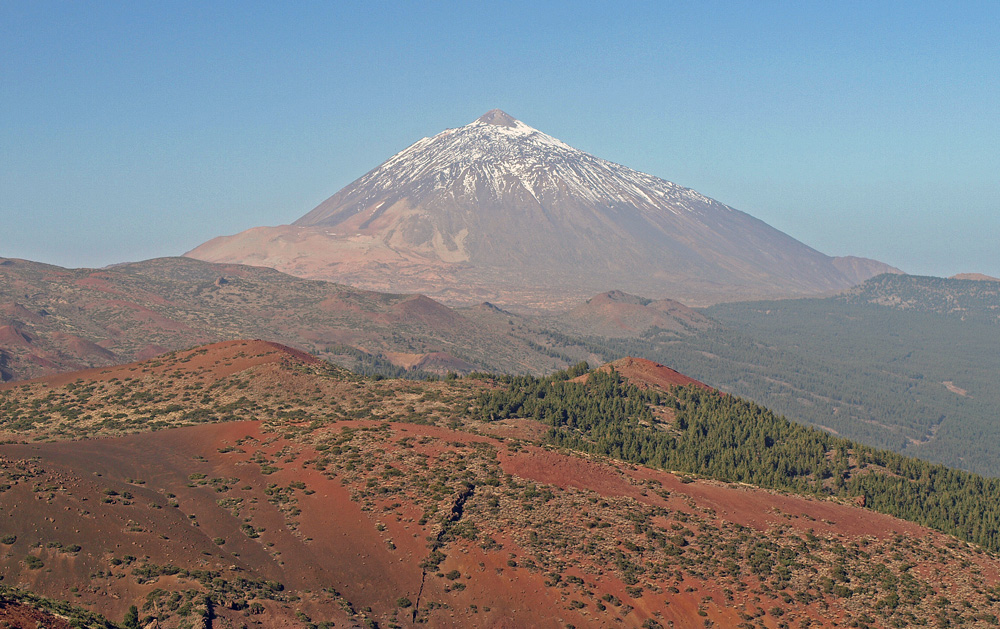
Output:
left=51, top=331, right=116, bottom=360
left=0, top=422, right=358, bottom=626
left=134, top=343, right=172, bottom=360
left=0, top=324, right=33, bottom=348
left=96, top=300, right=198, bottom=333
left=387, top=295, right=463, bottom=326
left=2, top=345, right=999, bottom=627
left=0, top=339, right=318, bottom=391
left=74, top=274, right=125, bottom=293
left=0, top=601, right=76, bottom=628
left=0, top=421, right=596, bottom=628
left=498, top=445, right=925, bottom=540
left=1, top=414, right=997, bottom=628
left=0, top=303, right=45, bottom=324
left=584, top=356, right=711, bottom=391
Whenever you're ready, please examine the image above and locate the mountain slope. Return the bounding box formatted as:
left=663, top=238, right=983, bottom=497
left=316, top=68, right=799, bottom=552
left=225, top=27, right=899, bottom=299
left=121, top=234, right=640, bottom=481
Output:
left=557, top=290, right=716, bottom=337
left=841, top=272, right=1000, bottom=322
left=700, top=274, right=1000, bottom=474
left=0, top=256, right=585, bottom=382
left=187, top=110, right=898, bottom=308
left=4, top=344, right=1000, bottom=628
left=541, top=275, right=1000, bottom=476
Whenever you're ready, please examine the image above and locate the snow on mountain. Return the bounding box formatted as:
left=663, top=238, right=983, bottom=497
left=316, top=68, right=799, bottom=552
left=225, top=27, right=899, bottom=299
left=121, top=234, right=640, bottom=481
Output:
left=187, top=110, right=899, bottom=309
left=296, top=109, right=721, bottom=229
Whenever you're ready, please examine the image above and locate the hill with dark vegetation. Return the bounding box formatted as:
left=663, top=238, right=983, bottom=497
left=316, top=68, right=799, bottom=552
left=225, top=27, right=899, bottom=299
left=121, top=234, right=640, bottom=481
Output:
left=551, top=274, right=1000, bottom=477
left=2, top=342, right=1000, bottom=627
left=701, top=274, right=1000, bottom=474
left=840, top=273, right=1000, bottom=322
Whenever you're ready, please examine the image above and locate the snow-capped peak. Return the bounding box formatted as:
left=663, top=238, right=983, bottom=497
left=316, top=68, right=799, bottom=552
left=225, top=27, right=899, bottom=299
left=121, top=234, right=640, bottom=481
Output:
left=196, top=109, right=880, bottom=307
left=458, top=110, right=573, bottom=150
left=336, top=109, right=713, bottom=214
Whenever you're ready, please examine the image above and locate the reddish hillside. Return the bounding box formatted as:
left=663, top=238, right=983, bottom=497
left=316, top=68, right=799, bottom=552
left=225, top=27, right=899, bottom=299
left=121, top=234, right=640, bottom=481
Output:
left=6, top=416, right=998, bottom=629
left=0, top=602, right=77, bottom=628
left=0, top=339, right=318, bottom=392
left=2, top=344, right=1000, bottom=628
left=592, top=356, right=711, bottom=391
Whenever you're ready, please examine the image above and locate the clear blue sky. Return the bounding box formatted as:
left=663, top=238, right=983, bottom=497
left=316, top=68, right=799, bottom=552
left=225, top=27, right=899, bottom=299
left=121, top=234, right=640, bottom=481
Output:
left=2, top=1, right=998, bottom=278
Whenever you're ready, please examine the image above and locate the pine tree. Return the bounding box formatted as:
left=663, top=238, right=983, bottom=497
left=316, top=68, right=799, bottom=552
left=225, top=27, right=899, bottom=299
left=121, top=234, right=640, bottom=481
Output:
left=123, top=605, right=140, bottom=629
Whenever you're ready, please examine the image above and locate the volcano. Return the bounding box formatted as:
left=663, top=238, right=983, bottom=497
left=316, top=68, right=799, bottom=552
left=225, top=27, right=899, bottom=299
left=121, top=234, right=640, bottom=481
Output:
left=187, top=110, right=897, bottom=308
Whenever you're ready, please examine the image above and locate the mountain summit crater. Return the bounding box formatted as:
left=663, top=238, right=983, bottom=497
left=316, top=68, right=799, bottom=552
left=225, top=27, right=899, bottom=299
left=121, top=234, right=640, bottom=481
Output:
left=476, top=108, right=519, bottom=127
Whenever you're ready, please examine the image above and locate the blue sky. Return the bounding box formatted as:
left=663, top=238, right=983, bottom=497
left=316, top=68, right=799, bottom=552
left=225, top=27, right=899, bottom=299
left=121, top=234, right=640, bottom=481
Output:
left=2, top=1, right=998, bottom=278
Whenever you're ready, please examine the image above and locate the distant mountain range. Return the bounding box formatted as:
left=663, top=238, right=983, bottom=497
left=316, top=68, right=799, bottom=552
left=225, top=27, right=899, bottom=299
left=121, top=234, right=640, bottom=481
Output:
left=187, top=110, right=899, bottom=308
left=0, top=256, right=587, bottom=382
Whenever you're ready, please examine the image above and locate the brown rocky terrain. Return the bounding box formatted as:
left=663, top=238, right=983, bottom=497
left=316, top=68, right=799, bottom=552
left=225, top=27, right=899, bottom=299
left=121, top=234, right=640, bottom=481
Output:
left=555, top=290, right=716, bottom=338
left=2, top=341, right=1000, bottom=627
left=0, top=600, right=80, bottom=628
left=950, top=273, right=1000, bottom=282
left=0, top=256, right=591, bottom=383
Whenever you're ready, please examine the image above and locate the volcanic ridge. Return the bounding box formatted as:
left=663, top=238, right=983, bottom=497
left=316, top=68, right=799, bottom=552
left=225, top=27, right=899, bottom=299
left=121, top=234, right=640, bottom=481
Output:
left=2, top=341, right=1000, bottom=627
